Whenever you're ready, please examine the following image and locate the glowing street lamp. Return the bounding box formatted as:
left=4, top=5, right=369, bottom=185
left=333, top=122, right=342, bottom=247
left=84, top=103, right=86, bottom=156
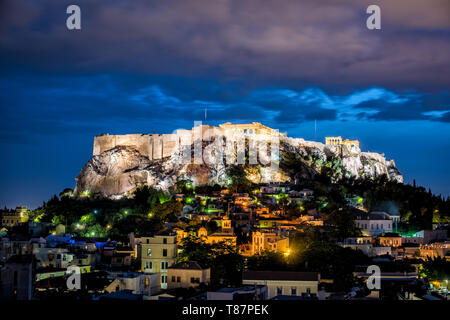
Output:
left=284, top=249, right=291, bottom=257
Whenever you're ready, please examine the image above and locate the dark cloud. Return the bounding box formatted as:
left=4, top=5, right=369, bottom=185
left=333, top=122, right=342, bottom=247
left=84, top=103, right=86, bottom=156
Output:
left=0, top=0, right=449, bottom=90
left=435, top=111, right=450, bottom=123
left=353, top=91, right=450, bottom=121
left=0, top=1, right=449, bottom=207
left=2, top=74, right=448, bottom=147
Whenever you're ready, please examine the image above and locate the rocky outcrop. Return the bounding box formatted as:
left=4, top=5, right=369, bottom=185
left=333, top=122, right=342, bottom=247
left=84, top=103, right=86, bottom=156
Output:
left=74, top=134, right=403, bottom=199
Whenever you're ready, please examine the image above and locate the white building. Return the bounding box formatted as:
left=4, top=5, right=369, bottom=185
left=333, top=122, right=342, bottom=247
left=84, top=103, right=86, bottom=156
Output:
left=105, top=272, right=160, bottom=296
left=355, top=211, right=393, bottom=236
left=207, top=285, right=268, bottom=300
left=242, top=271, right=319, bottom=299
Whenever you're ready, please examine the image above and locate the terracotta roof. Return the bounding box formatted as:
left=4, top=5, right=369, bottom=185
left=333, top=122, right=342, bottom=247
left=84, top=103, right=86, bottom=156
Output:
left=243, top=271, right=319, bottom=282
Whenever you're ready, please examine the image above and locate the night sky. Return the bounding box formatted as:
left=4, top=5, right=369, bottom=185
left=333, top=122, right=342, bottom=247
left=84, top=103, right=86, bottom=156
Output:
left=0, top=0, right=449, bottom=208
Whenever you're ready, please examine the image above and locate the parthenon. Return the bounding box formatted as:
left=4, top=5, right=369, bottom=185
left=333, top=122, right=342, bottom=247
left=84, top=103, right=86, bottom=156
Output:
left=219, top=122, right=286, bottom=136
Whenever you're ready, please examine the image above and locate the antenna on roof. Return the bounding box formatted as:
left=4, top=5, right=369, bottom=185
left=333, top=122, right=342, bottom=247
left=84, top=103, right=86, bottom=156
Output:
left=314, top=119, right=317, bottom=141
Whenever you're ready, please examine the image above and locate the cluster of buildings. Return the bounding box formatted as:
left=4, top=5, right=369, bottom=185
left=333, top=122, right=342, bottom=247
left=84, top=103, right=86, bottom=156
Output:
left=0, top=229, right=322, bottom=300
left=339, top=210, right=449, bottom=261
left=173, top=184, right=321, bottom=258
left=1, top=181, right=448, bottom=301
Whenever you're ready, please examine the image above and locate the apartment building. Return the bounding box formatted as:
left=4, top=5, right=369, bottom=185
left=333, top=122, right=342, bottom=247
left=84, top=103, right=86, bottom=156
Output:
left=140, top=231, right=177, bottom=289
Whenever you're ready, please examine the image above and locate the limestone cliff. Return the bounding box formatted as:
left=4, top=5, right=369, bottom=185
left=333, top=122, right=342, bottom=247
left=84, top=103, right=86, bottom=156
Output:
left=74, top=130, right=403, bottom=199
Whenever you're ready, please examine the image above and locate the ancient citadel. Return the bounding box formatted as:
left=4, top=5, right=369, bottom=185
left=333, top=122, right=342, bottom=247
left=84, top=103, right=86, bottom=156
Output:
left=75, top=122, right=402, bottom=198
left=93, top=122, right=287, bottom=160
left=93, top=122, right=358, bottom=160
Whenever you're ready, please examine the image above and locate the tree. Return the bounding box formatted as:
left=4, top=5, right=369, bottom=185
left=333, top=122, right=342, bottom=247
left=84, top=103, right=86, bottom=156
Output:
left=226, top=165, right=254, bottom=193
left=179, top=236, right=243, bottom=287
left=323, top=207, right=361, bottom=241
left=152, top=200, right=183, bottom=221
left=421, top=257, right=450, bottom=281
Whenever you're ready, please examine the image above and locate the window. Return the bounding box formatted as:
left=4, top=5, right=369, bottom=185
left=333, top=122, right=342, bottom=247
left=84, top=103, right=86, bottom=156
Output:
left=145, top=261, right=152, bottom=269
left=291, top=287, right=297, bottom=296
left=161, top=275, right=167, bottom=284
left=161, top=261, right=168, bottom=270
left=163, top=249, right=167, bottom=257
left=276, top=287, right=282, bottom=295
left=190, top=277, right=200, bottom=284
left=306, top=288, right=311, bottom=294
left=147, top=248, right=152, bottom=256
left=163, top=238, right=167, bottom=244
left=172, top=276, right=176, bottom=282
left=146, top=239, right=149, bottom=244
left=177, top=276, right=181, bottom=282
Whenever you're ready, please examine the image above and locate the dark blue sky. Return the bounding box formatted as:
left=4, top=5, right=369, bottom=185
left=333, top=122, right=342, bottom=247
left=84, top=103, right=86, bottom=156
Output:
left=0, top=0, right=449, bottom=208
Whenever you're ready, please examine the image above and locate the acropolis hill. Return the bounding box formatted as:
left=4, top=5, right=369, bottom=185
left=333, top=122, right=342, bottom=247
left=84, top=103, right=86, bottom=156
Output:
left=74, top=122, right=403, bottom=198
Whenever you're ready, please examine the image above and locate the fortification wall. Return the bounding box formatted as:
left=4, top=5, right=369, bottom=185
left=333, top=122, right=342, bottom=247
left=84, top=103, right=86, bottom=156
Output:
left=93, top=134, right=154, bottom=158
left=93, top=124, right=285, bottom=161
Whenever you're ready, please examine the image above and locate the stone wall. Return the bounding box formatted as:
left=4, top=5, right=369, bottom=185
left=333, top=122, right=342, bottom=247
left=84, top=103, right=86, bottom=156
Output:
left=92, top=123, right=284, bottom=161
left=93, top=134, right=155, bottom=158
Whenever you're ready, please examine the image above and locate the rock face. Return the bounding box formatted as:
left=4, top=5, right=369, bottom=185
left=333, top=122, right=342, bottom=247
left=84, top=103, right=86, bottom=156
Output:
left=74, top=130, right=403, bottom=198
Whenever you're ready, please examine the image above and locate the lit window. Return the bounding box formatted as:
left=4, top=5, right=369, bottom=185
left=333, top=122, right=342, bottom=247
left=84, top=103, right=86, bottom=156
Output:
left=147, top=248, right=152, bottom=256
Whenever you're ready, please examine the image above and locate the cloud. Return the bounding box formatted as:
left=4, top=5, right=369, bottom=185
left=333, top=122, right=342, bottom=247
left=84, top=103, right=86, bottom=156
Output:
left=1, top=73, right=448, bottom=146
left=351, top=90, right=450, bottom=121
left=0, top=0, right=449, bottom=90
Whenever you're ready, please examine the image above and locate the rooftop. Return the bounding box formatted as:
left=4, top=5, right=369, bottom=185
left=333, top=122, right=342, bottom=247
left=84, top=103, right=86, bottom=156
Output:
left=243, top=271, right=319, bottom=282
left=355, top=211, right=391, bottom=220
left=169, top=261, right=207, bottom=270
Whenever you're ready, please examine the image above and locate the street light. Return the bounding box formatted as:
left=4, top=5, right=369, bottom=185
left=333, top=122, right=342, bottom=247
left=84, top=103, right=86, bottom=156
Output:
left=284, top=249, right=291, bottom=257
